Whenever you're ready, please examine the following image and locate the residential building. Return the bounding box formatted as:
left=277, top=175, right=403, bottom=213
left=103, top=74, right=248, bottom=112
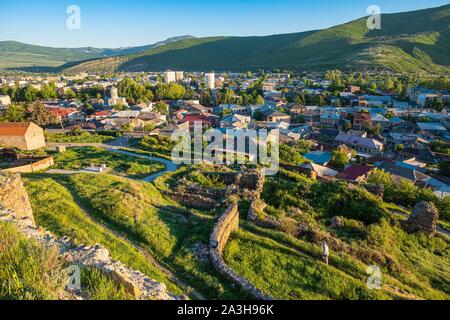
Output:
left=337, top=165, right=374, bottom=182
left=371, top=114, right=390, bottom=131
left=320, top=112, right=340, bottom=127
left=353, top=112, right=372, bottom=130
left=164, top=71, right=177, bottom=83
left=0, top=95, right=11, bottom=110
left=205, top=72, right=215, bottom=89
left=175, top=71, right=184, bottom=82
left=108, top=87, right=128, bottom=107
left=300, top=162, right=338, bottom=179
left=335, top=132, right=384, bottom=155
left=0, top=122, right=46, bottom=151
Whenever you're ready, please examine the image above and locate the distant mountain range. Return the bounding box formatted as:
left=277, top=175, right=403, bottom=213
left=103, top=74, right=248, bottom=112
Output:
left=0, top=35, right=195, bottom=71
left=1, top=4, right=449, bottom=74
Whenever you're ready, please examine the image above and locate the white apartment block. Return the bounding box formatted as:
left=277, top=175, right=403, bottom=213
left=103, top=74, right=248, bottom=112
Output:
left=205, top=72, right=215, bottom=89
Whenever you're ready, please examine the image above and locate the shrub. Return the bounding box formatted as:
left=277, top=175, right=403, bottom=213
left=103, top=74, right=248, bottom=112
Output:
left=310, top=181, right=387, bottom=224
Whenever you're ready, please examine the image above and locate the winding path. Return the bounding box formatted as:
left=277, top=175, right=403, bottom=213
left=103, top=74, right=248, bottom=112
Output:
left=48, top=141, right=178, bottom=183
left=106, top=148, right=178, bottom=182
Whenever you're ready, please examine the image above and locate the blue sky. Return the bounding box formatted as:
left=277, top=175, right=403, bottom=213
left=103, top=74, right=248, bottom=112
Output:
left=0, top=0, right=448, bottom=48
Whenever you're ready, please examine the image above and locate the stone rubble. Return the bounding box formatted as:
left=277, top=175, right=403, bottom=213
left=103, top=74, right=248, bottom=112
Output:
left=401, top=201, right=439, bottom=236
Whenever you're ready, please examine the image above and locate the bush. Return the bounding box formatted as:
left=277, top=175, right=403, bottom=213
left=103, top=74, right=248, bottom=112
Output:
left=310, top=181, right=387, bottom=224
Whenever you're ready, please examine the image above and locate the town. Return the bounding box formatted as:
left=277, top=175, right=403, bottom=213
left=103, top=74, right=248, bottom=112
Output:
left=1, top=70, right=449, bottom=194
left=0, top=1, right=449, bottom=305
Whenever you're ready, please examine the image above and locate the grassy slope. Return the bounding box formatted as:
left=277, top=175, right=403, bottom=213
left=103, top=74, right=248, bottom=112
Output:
left=24, top=172, right=246, bottom=299
left=63, top=5, right=450, bottom=73
left=22, top=175, right=183, bottom=295
left=222, top=170, right=449, bottom=300
left=0, top=220, right=133, bottom=300
left=0, top=36, right=195, bottom=70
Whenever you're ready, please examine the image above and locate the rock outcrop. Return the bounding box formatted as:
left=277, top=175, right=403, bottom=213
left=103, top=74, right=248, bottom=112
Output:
left=0, top=173, right=34, bottom=224
left=401, top=201, right=439, bottom=236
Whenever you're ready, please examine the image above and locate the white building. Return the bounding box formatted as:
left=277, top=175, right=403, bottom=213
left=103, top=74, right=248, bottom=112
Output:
left=205, top=72, right=215, bottom=89
left=164, top=71, right=177, bottom=83
left=175, top=71, right=184, bottom=82
left=108, top=87, right=128, bottom=107
left=0, top=95, right=11, bottom=110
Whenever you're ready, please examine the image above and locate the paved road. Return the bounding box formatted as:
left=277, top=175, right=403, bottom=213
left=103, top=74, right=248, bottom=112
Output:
left=106, top=148, right=178, bottom=182
left=48, top=139, right=178, bottom=183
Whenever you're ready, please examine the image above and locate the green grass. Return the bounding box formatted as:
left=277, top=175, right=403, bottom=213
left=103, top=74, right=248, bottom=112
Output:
left=22, top=174, right=182, bottom=295
left=51, top=147, right=165, bottom=179
left=45, top=132, right=116, bottom=144
left=24, top=172, right=246, bottom=299
left=0, top=220, right=143, bottom=300
left=224, top=229, right=391, bottom=300
left=225, top=219, right=450, bottom=300
left=67, top=173, right=247, bottom=299
left=0, top=221, right=66, bottom=300
left=185, top=171, right=226, bottom=189
left=225, top=167, right=450, bottom=300
left=81, top=267, right=134, bottom=300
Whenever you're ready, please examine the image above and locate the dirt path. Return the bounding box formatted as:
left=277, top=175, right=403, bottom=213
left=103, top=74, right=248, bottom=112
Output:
left=63, top=185, right=206, bottom=300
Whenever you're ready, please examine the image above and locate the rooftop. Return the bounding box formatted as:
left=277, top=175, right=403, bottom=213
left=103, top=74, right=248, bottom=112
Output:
left=0, top=122, right=34, bottom=136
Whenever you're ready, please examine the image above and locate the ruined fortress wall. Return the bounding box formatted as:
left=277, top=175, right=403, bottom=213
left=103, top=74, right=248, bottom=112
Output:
left=1, top=156, right=54, bottom=174
left=209, top=204, right=273, bottom=300
left=210, top=204, right=239, bottom=255
left=0, top=173, right=34, bottom=224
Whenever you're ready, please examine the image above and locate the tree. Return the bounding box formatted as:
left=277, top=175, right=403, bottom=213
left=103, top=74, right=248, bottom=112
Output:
left=330, top=150, right=349, bottom=169
left=382, top=78, right=394, bottom=91
left=367, top=168, right=395, bottom=200
left=154, top=83, right=186, bottom=100
left=439, top=161, right=450, bottom=178
left=22, top=85, right=39, bottom=102
left=0, top=104, right=27, bottom=122
left=84, top=102, right=95, bottom=116
left=431, top=97, right=444, bottom=112
left=28, top=101, right=57, bottom=126
left=343, top=122, right=352, bottom=131
left=118, top=77, right=153, bottom=104
left=39, top=83, right=57, bottom=99
left=154, top=102, right=169, bottom=115
left=279, top=144, right=305, bottom=165
left=395, top=144, right=404, bottom=152
left=64, top=88, right=76, bottom=100
left=200, top=90, right=212, bottom=106
left=255, top=95, right=264, bottom=105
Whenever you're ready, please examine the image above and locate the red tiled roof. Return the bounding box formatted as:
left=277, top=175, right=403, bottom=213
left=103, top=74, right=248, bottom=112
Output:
left=180, top=114, right=215, bottom=125
left=338, top=165, right=374, bottom=181
left=93, top=111, right=109, bottom=117
left=354, top=112, right=371, bottom=122
left=0, top=122, right=32, bottom=136
left=48, top=108, right=78, bottom=117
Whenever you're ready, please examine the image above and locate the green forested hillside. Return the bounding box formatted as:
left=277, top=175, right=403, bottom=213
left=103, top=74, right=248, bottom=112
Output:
left=0, top=36, right=194, bottom=70
left=61, top=4, right=450, bottom=74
